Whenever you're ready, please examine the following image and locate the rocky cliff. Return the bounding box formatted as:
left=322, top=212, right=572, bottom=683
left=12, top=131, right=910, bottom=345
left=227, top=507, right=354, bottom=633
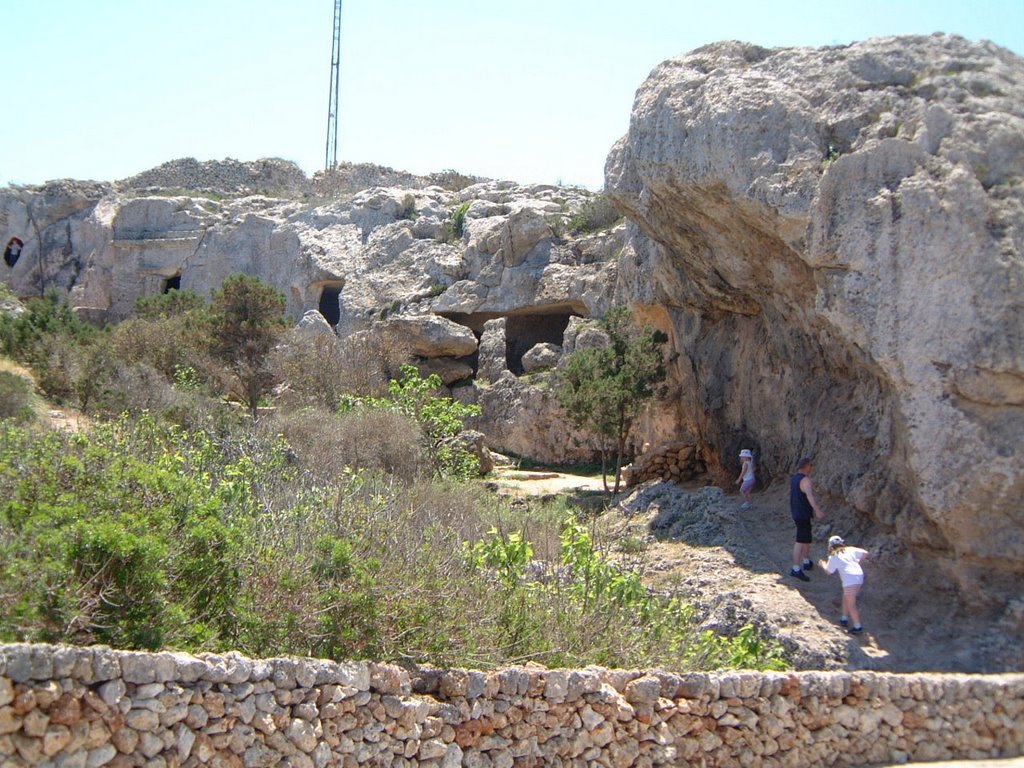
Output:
left=0, top=161, right=621, bottom=463
left=606, top=34, right=1024, bottom=604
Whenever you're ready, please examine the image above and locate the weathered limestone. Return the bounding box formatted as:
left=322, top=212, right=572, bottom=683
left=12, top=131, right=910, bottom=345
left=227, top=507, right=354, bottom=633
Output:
left=1, top=644, right=1022, bottom=767
left=606, top=34, right=1024, bottom=604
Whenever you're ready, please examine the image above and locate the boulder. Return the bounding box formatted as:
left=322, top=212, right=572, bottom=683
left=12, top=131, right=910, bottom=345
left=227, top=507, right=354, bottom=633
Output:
left=383, top=315, right=477, bottom=358
left=477, top=318, right=510, bottom=383
left=521, top=343, right=561, bottom=373
left=417, top=357, right=474, bottom=386
left=606, top=34, right=1024, bottom=602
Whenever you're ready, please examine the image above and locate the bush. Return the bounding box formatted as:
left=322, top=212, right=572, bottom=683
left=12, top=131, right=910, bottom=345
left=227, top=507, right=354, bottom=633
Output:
left=0, top=291, right=98, bottom=404
left=0, top=368, right=36, bottom=424
left=0, top=416, right=247, bottom=649
left=567, top=193, right=622, bottom=235
left=272, top=328, right=405, bottom=409
left=439, top=202, right=472, bottom=243
left=273, top=406, right=428, bottom=483
left=341, top=364, right=482, bottom=479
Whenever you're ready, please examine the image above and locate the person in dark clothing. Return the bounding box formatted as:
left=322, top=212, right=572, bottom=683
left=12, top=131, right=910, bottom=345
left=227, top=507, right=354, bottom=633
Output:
left=789, top=456, right=825, bottom=581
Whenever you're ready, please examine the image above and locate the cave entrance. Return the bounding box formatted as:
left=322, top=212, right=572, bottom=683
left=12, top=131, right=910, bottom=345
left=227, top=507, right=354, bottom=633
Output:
left=505, top=312, right=574, bottom=374
left=162, top=274, right=181, bottom=293
left=3, top=237, right=23, bottom=268
left=438, top=304, right=586, bottom=376
left=318, top=284, right=343, bottom=326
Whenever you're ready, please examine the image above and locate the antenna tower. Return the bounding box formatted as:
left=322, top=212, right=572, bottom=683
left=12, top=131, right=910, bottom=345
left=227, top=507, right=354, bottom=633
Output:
left=325, top=0, right=343, bottom=170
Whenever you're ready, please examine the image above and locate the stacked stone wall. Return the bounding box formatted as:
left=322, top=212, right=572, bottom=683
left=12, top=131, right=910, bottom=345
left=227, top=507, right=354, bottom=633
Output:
left=625, top=443, right=708, bottom=487
left=2, top=644, right=1022, bottom=767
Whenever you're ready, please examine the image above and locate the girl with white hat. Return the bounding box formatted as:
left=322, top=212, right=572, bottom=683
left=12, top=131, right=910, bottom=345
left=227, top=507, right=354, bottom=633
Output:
left=735, top=449, right=756, bottom=509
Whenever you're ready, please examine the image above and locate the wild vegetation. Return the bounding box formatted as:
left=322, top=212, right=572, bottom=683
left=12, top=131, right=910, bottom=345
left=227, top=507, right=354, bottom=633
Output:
left=0, top=282, right=786, bottom=671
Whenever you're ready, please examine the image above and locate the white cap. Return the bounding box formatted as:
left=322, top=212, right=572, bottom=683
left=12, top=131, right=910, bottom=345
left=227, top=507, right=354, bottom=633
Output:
left=828, top=535, right=845, bottom=548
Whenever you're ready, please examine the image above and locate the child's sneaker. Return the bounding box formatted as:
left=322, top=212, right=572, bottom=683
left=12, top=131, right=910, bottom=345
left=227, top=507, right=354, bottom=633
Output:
left=802, top=560, right=814, bottom=571
left=790, top=568, right=810, bottom=582
left=840, top=617, right=849, bottom=627
left=848, top=625, right=863, bottom=635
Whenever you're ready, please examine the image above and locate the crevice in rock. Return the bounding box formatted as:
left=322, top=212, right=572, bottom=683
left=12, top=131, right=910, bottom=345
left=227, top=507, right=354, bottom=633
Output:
left=505, top=313, right=574, bottom=375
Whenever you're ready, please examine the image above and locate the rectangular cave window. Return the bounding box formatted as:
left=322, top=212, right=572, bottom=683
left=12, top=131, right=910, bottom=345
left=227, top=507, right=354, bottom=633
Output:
left=163, top=275, right=181, bottom=293
left=505, top=313, right=573, bottom=374
left=319, top=286, right=342, bottom=326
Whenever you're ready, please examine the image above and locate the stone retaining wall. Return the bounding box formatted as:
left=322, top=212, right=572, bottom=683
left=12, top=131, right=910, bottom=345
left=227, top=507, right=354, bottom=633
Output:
left=1, top=644, right=1022, bottom=767
left=624, top=443, right=709, bottom=487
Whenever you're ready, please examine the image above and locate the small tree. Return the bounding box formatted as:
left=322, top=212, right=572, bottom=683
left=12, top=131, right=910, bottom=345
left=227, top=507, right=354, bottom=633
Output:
left=557, top=307, right=667, bottom=493
left=208, top=275, right=288, bottom=420
left=340, top=364, right=483, bottom=479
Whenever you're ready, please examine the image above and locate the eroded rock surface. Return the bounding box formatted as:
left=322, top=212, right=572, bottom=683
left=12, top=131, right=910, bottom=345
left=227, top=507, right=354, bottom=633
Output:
left=606, top=34, right=1024, bottom=604
left=0, top=162, right=620, bottom=464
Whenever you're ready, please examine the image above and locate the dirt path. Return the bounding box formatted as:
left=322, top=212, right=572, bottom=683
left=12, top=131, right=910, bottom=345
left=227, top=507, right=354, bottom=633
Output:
left=501, top=471, right=1022, bottom=672
left=614, top=481, right=1024, bottom=672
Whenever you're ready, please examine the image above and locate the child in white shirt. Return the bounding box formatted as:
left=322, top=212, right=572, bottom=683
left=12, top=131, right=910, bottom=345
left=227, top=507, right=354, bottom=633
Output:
left=820, top=535, right=869, bottom=634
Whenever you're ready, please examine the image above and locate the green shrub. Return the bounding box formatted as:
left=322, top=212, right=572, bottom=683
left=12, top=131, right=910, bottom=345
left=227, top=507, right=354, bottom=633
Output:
left=567, top=194, right=622, bottom=235
left=439, top=201, right=472, bottom=243
left=0, top=416, right=246, bottom=649
left=0, top=291, right=98, bottom=404
left=464, top=518, right=789, bottom=670
left=0, top=369, right=36, bottom=424
left=340, top=364, right=482, bottom=479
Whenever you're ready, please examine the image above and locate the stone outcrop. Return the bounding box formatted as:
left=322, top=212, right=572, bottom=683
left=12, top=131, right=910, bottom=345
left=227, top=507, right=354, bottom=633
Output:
left=2, top=643, right=1022, bottom=767
left=0, top=169, right=620, bottom=466
left=606, top=34, right=1024, bottom=605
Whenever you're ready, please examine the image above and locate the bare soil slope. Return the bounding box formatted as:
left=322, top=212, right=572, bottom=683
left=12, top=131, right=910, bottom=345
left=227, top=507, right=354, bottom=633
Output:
left=609, top=481, right=1024, bottom=673
left=497, top=470, right=1023, bottom=673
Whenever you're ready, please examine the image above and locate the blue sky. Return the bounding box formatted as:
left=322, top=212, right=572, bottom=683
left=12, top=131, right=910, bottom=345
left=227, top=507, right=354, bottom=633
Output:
left=2, top=1, right=1022, bottom=190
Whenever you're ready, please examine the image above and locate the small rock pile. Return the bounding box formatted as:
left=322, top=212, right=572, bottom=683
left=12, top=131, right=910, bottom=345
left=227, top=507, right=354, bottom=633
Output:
left=623, top=443, right=708, bottom=487
left=3, top=644, right=1023, bottom=767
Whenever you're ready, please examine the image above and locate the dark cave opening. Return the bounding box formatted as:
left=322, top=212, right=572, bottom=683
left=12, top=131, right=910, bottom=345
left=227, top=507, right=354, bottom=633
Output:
left=319, top=285, right=342, bottom=326
left=504, top=313, right=573, bottom=374
left=3, top=237, right=23, bottom=268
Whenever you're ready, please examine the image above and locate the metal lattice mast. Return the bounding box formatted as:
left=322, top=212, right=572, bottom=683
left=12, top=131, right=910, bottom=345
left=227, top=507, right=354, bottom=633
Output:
left=325, top=0, right=343, bottom=170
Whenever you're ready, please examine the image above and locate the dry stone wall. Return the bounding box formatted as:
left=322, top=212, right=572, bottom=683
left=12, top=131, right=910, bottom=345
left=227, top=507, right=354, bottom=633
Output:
left=623, top=443, right=708, bottom=487
left=2, top=644, right=1022, bottom=768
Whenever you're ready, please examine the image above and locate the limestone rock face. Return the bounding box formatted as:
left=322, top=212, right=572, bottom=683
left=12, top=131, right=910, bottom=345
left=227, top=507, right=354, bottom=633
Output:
left=455, top=378, right=596, bottom=466
left=606, top=34, right=1024, bottom=601
left=0, top=163, right=621, bottom=465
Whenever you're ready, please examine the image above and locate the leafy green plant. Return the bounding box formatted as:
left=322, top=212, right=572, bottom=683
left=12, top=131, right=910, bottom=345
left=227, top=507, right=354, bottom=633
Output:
left=685, top=624, right=789, bottom=671
left=340, top=364, right=482, bottom=479
left=439, top=201, right=472, bottom=243
left=0, top=415, right=247, bottom=649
